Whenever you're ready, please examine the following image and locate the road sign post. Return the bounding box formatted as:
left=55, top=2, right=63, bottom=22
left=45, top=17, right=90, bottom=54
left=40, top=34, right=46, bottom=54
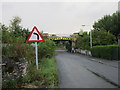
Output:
left=35, top=42, right=38, bottom=70
left=26, top=26, right=44, bottom=70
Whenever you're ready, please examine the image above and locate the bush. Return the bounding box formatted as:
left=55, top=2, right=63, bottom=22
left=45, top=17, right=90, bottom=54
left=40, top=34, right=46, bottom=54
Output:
left=38, top=40, right=56, bottom=59
left=91, top=45, right=120, bottom=60
left=2, top=39, right=57, bottom=88
left=2, top=77, right=18, bottom=88
left=21, top=63, right=44, bottom=88
left=2, top=44, right=35, bottom=63
left=21, top=74, right=31, bottom=84
left=2, top=40, right=56, bottom=62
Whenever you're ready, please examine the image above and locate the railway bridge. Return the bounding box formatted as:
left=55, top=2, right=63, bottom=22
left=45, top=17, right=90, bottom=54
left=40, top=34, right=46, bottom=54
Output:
left=44, top=33, right=78, bottom=51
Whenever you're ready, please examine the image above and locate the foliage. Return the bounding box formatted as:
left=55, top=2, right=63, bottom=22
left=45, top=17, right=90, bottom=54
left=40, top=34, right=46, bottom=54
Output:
left=1, top=24, right=27, bottom=43
left=21, top=58, right=58, bottom=88
left=65, top=41, right=72, bottom=52
left=75, top=31, right=90, bottom=50
left=38, top=39, right=56, bottom=59
left=75, top=11, right=118, bottom=50
left=75, top=30, right=116, bottom=50
left=91, top=45, right=120, bottom=60
left=2, top=44, right=35, bottom=63
left=2, top=40, right=56, bottom=63
left=39, top=58, right=58, bottom=88
left=2, top=76, right=18, bottom=88
left=55, top=41, right=69, bottom=50
left=10, top=16, right=29, bottom=38
left=1, top=24, right=13, bottom=43
left=2, top=16, right=58, bottom=88
left=2, top=39, right=57, bottom=88
left=21, top=64, right=42, bottom=84
left=1, top=17, right=30, bottom=44
left=93, top=11, right=120, bottom=37
left=92, top=30, right=116, bottom=46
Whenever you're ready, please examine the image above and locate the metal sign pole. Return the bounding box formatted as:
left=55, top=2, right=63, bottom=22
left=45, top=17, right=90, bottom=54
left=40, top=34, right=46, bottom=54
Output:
left=35, top=42, right=38, bottom=70
left=26, top=26, right=44, bottom=70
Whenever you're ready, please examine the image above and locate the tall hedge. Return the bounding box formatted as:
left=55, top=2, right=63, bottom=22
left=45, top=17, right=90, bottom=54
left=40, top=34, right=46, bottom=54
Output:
left=91, top=45, right=120, bottom=60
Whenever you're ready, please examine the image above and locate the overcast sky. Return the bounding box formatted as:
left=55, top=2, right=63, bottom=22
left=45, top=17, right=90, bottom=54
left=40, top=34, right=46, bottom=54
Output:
left=1, top=0, right=119, bottom=35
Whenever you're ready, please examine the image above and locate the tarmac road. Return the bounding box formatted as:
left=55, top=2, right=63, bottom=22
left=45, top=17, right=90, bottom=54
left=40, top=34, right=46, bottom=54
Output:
left=55, top=50, right=118, bottom=88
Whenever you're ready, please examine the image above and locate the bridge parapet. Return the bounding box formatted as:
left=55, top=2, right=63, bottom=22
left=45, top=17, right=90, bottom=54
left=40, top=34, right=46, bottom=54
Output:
left=48, top=34, right=78, bottom=48
left=49, top=37, right=73, bottom=40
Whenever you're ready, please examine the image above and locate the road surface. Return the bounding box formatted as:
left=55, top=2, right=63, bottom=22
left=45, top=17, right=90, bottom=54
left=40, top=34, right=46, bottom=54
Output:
left=55, top=50, right=118, bottom=88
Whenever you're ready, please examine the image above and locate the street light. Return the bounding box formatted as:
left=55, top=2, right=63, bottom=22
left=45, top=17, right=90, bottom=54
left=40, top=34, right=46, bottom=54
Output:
left=82, top=24, right=85, bottom=30
left=82, top=24, right=85, bottom=27
left=90, top=29, right=92, bottom=48
left=81, top=25, right=92, bottom=48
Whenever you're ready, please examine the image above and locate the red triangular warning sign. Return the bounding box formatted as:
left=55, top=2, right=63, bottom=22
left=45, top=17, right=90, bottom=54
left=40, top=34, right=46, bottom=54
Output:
left=26, top=26, right=44, bottom=42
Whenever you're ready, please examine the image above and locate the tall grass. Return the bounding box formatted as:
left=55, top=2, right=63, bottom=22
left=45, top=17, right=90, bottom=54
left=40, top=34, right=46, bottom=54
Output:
left=21, top=58, right=58, bottom=88
left=40, top=58, right=58, bottom=88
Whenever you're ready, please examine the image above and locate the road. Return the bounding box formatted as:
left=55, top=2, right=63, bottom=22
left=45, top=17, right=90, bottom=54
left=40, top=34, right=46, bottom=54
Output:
left=55, top=50, right=118, bottom=88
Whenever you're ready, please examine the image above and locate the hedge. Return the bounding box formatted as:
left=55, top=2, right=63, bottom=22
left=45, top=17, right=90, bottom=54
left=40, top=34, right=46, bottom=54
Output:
left=91, top=45, right=120, bottom=60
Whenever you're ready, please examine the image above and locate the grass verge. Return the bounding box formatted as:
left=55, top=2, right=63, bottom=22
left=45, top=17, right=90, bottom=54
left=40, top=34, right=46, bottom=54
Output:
left=21, top=57, right=58, bottom=88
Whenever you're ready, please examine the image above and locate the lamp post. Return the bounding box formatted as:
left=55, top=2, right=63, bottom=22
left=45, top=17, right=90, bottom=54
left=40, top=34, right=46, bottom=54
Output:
left=82, top=25, right=85, bottom=29
left=90, top=29, right=92, bottom=48
left=81, top=24, right=92, bottom=48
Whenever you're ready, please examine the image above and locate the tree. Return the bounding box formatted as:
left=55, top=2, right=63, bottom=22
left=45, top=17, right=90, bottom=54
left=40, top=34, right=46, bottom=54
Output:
left=1, top=16, right=30, bottom=43
left=22, top=28, right=30, bottom=39
left=10, top=16, right=22, bottom=36
left=93, top=11, right=120, bottom=37
left=92, top=30, right=116, bottom=46
left=75, top=31, right=90, bottom=50
left=10, top=16, right=30, bottom=38
left=78, top=29, right=84, bottom=36
left=1, top=24, right=14, bottom=43
left=75, top=30, right=116, bottom=50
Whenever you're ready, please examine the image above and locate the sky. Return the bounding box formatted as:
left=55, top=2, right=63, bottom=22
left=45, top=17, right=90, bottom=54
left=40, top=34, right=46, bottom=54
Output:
left=0, top=0, right=119, bottom=35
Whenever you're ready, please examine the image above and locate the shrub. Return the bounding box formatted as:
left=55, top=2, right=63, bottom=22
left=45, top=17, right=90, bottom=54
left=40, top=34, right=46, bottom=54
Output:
left=32, top=81, right=40, bottom=86
left=23, top=64, right=43, bottom=82
left=2, top=44, right=35, bottom=63
left=21, top=58, right=58, bottom=88
left=2, top=39, right=57, bottom=88
left=2, top=40, right=56, bottom=62
left=66, top=41, right=72, bottom=52
left=91, top=45, right=120, bottom=60
left=38, top=40, right=56, bottom=59
left=21, top=74, right=31, bottom=84
left=2, top=76, right=18, bottom=88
